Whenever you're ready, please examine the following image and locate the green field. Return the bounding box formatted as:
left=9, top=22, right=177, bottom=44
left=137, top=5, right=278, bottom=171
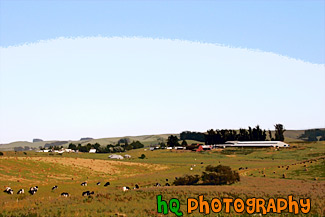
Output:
left=0, top=141, right=324, bottom=216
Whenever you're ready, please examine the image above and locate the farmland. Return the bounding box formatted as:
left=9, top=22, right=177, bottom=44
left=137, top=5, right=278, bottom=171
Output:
left=0, top=141, right=324, bottom=216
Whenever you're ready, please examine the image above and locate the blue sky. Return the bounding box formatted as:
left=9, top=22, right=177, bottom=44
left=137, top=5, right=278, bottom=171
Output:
left=0, top=1, right=324, bottom=143
left=1, top=0, right=324, bottom=63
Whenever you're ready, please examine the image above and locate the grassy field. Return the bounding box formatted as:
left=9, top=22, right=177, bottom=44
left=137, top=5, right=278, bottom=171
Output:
left=0, top=141, right=324, bottom=216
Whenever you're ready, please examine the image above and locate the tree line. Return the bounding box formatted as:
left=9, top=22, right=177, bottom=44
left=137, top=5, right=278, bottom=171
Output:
left=168, top=124, right=286, bottom=146
left=298, top=129, right=325, bottom=141
left=68, top=140, right=144, bottom=153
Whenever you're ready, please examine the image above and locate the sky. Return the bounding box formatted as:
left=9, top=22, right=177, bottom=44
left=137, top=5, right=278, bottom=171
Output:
left=0, top=1, right=324, bottom=143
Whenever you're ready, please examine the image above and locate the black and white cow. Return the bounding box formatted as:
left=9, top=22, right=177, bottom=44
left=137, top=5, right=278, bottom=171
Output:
left=133, top=184, right=139, bottom=189
left=82, top=191, right=94, bottom=196
left=52, top=185, right=58, bottom=191
left=165, top=183, right=170, bottom=186
left=17, top=189, right=24, bottom=194
left=29, top=186, right=38, bottom=195
left=3, top=187, right=13, bottom=195
left=61, top=192, right=69, bottom=197
left=96, top=182, right=101, bottom=185
left=122, top=186, right=130, bottom=192
left=154, top=183, right=161, bottom=187
left=81, top=182, right=87, bottom=186
left=104, top=182, right=110, bottom=187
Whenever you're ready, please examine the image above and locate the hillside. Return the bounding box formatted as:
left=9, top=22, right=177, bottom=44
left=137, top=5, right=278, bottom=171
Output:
left=0, top=129, right=323, bottom=151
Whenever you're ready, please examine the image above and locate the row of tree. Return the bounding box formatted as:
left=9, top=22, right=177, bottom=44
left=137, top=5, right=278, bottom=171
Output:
left=298, top=129, right=325, bottom=141
left=68, top=141, right=144, bottom=153
left=167, top=124, right=286, bottom=146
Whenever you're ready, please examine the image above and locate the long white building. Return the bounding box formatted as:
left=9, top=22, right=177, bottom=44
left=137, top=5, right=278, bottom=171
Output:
left=214, top=141, right=290, bottom=148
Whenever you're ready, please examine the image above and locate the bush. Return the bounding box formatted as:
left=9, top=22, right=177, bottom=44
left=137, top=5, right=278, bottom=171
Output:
left=173, top=165, right=240, bottom=186
left=202, top=165, right=240, bottom=185
left=173, top=175, right=200, bottom=186
left=139, top=154, right=146, bottom=159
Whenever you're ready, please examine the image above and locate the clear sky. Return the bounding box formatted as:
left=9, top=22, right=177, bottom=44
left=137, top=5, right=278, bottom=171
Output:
left=0, top=1, right=324, bottom=143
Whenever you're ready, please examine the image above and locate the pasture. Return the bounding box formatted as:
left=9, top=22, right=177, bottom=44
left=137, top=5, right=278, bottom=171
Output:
left=0, top=141, right=324, bottom=216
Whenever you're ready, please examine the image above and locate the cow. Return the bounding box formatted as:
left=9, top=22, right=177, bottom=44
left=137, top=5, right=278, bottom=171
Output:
left=82, top=191, right=94, bottom=196
left=81, top=182, right=87, bottom=186
left=52, top=186, right=58, bottom=191
left=29, top=186, right=38, bottom=195
left=4, top=187, right=13, bottom=195
left=122, top=186, right=130, bottom=192
left=104, top=182, right=110, bottom=187
left=154, top=183, right=161, bottom=187
left=17, top=189, right=24, bottom=194
left=61, top=192, right=69, bottom=197
left=96, top=182, right=101, bottom=186
left=133, top=184, right=139, bottom=189
left=165, top=183, right=170, bottom=186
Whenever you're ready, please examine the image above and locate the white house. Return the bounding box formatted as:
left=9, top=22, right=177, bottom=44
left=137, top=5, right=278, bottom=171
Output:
left=89, top=149, right=96, bottom=153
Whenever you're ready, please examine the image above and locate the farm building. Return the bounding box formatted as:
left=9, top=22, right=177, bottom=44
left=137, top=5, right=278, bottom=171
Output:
left=89, top=149, right=96, bottom=153
left=214, top=141, right=290, bottom=148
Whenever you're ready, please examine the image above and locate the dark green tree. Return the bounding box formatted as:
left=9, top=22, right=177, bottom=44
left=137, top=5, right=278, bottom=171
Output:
left=274, top=124, right=286, bottom=141
left=167, top=135, right=179, bottom=147
left=181, top=140, right=188, bottom=146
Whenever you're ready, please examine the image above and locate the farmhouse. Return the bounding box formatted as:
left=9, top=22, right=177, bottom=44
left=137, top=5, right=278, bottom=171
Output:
left=89, top=149, right=96, bottom=153
left=214, top=141, right=290, bottom=148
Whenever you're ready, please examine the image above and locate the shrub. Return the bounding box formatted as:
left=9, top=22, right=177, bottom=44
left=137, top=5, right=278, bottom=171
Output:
left=201, top=165, right=240, bottom=185
left=173, top=175, right=200, bottom=186
left=139, top=154, right=146, bottom=159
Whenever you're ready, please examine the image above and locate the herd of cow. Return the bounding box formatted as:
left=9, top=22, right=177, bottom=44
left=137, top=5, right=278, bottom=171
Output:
left=3, top=180, right=170, bottom=198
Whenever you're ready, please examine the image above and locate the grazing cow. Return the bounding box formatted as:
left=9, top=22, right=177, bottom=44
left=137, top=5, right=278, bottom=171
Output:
left=52, top=186, right=58, bottom=191
left=97, top=182, right=101, bottom=185
left=17, top=189, right=24, bottom=194
left=165, top=183, right=170, bottom=186
left=122, top=186, right=130, bottom=192
left=282, top=174, right=286, bottom=179
left=200, top=162, right=203, bottom=164
left=273, top=171, right=276, bottom=174
left=61, top=192, right=69, bottom=197
left=154, top=183, right=161, bottom=187
left=166, top=179, right=168, bottom=182
left=4, top=187, right=13, bottom=195
left=82, top=191, right=94, bottom=196
left=134, top=184, right=139, bottom=189
left=29, top=186, right=38, bottom=195
left=104, top=182, right=110, bottom=187
left=81, top=182, right=87, bottom=186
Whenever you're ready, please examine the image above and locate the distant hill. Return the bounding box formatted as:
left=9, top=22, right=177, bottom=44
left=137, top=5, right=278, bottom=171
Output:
left=0, top=129, right=323, bottom=151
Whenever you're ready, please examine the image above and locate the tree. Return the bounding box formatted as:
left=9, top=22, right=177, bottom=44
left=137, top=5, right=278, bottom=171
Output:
left=274, top=124, right=286, bottom=141
left=268, top=130, right=273, bottom=141
left=68, top=143, right=77, bottom=150
left=181, top=140, right=188, bottom=147
left=167, top=135, right=179, bottom=147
